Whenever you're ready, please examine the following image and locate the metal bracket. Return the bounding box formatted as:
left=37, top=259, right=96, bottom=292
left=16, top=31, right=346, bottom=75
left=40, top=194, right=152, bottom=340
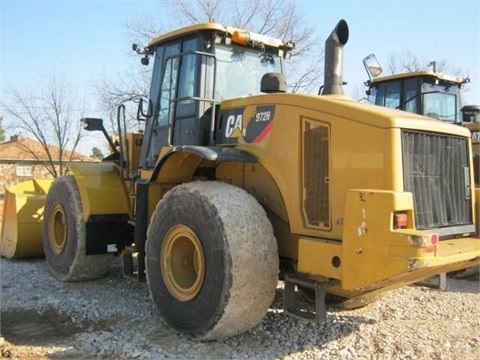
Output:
left=121, top=248, right=146, bottom=282
left=416, top=273, right=447, bottom=290
left=283, top=273, right=330, bottom=321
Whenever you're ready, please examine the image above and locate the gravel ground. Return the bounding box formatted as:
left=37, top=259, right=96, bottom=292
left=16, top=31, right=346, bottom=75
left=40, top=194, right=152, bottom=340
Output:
left=0, top=256, right=479, bottom=360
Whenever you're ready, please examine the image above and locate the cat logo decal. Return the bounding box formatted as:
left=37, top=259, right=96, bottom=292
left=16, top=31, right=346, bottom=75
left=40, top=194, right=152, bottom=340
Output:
left=219, top=105, right=275, bottom=144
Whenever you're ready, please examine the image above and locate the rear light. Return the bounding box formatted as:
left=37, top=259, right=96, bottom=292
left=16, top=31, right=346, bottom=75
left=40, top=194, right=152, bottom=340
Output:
left=394, top=212, right=408, bottom=229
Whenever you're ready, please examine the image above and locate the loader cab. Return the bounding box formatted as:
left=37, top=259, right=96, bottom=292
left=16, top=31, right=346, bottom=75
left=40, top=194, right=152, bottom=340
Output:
left=136, top=23, right=293, bottom=169
left=367, top=72, right=466, bottom=123
left=363, top=54, right=469, bottom=124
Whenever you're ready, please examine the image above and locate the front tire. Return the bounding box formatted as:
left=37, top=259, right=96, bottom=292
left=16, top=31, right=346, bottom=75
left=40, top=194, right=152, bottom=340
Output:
left=146, top=181, right=278, bottom=340
left=42, top=175, right=112, bottom=281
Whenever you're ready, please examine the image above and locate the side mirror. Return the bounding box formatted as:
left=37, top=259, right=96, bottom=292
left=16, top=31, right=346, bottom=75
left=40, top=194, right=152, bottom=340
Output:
left=137, top=98, right=152, bottom=121
left=81, top=118, right=104, bottom=131
left=81, top=117, right=118, bottom=155
left=363, top=54, right=383, bottom=79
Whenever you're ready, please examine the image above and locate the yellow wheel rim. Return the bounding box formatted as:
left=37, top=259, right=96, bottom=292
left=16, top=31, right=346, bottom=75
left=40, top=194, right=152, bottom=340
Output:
left=161, top=225, right=205, bottom=302
left=48, top=203, right=67, bottom=255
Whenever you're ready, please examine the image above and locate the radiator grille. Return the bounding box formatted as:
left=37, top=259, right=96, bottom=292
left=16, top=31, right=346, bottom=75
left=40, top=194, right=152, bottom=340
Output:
left=402, top=130, right=472, bottom=230
left=303, top=121, right=330, bottom=229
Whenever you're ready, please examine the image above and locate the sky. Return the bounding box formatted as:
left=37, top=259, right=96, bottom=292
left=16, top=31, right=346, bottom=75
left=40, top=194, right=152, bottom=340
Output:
left=1, top=0, right=479, bottom=153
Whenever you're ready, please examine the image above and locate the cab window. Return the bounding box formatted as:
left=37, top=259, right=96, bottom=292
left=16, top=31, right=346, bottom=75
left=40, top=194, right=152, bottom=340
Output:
left=158, top=42, right=181, bottom=127
left=375, top=80, right=401, bottom=109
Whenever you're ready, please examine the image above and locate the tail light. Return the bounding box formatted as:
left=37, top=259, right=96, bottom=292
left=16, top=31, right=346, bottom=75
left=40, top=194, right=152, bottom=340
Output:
left=394, top=212, right=408, bottom=229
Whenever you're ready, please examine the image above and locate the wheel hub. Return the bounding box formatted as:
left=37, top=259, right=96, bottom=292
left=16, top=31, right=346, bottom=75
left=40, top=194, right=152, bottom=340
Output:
left=48, top=203, right=67, bottom=255
left=161, top=225, right=205, bottom=302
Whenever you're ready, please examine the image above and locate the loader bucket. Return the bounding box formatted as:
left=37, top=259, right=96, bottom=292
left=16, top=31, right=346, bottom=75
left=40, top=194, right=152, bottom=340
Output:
left=0, top=179, right=53, bottom=258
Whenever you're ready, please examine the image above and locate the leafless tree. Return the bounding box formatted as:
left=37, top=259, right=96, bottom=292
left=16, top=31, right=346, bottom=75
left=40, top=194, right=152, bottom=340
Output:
left=94, top=64, right=150, bottom=136
left=387, top=49, right=463, bottom=76
left=96, top=0, right=325, bottom=118
left=0, top=116, right=5, bottom=142
left=163, top=0, right=323, bottom=92
left=2, top=72, right=85, bottom=177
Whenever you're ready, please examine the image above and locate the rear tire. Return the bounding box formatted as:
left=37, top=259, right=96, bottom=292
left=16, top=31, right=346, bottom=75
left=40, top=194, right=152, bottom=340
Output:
left=42, top=175, right=112, bottom=281
left=146, top=181, right=278, bottom=340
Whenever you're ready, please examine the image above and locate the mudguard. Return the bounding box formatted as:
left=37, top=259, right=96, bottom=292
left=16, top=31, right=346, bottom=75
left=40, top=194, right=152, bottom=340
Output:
left=67, top=162, right=130, bottom=220
left=67, top=163, right=133, bottom=254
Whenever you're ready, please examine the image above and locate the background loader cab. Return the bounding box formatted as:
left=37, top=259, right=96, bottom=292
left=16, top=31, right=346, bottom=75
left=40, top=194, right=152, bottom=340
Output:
left=363, top=53, right=469, bottom=123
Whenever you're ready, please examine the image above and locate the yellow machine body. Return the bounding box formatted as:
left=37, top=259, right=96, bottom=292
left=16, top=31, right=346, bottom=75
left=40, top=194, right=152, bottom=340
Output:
left=0, top=163, right=130, bottom=258
left=0, top=179, right=53, bottom=258
left=187, top=92, right=479, bottom=294
left=67, top=162, right=131, bottom=221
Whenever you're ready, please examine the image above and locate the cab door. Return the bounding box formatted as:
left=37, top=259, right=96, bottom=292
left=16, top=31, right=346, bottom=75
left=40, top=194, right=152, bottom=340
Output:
left=140, top=41, right=180, bottom=168
left=140, top=36, right=215, bottom=169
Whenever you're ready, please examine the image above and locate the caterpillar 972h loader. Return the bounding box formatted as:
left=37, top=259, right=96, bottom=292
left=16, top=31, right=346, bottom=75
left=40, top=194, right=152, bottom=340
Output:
left=1, top=20, right=479, bottom=340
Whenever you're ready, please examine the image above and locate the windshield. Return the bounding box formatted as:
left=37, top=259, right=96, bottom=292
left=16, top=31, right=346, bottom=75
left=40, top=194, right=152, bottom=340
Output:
left=214, top=44, right=282, bottom=101
left=422, top=82, right=460, bottom=122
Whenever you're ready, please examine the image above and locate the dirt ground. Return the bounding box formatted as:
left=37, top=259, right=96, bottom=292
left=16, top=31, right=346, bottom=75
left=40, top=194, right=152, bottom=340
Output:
left=1, top=198, right=479, bottom=360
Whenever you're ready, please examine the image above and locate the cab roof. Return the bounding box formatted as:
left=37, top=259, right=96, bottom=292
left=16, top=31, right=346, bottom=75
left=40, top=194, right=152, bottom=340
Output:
left=148, top=22, right=294, bottom=51
left=369, top=70, right=467, bottom=85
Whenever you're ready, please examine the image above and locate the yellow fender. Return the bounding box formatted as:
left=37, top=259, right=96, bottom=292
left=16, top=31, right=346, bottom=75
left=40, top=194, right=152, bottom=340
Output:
left=0, top=179, right=53, bottom=258
left=67, top=162, right=130, bottom=221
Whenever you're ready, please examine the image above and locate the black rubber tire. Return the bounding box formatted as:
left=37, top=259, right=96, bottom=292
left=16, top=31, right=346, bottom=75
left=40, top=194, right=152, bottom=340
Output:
left=42, top=175, right=112, bottom=281
left=146, top=181, right=278, bottom=340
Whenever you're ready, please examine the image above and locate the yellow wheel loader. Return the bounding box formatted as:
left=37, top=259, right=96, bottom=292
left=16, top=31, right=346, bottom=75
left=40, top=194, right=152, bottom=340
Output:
left=1, top=20, right=479, bottom=340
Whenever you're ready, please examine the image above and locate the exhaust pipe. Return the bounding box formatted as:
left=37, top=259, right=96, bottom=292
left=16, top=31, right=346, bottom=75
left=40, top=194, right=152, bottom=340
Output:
left=321, top=19, right=349, bottom=95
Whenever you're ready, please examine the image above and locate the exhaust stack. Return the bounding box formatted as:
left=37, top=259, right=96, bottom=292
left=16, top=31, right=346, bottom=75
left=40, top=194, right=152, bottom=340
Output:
left=321, top=19, right=349, bottom=95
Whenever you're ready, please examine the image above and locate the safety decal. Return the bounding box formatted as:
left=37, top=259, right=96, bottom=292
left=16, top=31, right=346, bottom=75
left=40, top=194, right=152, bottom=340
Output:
left=245, top=105, right=275, bottom=143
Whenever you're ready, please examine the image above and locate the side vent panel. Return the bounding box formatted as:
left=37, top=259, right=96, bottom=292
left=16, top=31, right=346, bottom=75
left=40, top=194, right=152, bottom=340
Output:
left=303, top=119, right=330, bottom=230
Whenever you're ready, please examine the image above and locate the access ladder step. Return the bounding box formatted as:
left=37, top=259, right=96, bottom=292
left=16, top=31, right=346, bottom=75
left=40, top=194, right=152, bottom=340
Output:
left=283, top=273, right=331, bottom=322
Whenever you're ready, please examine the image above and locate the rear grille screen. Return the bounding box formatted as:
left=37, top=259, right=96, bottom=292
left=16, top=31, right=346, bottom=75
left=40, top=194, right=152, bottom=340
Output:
left=402, top=130, right=472, bottom=230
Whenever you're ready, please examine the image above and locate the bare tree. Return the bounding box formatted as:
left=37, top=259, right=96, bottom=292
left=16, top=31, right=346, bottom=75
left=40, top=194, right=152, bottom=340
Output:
left=2, top=72, right=85, bottom=177
left=161, top=0, right=323, bottom=92
left=94, top=65, right=150, bottom=135
left=387, top=49, right=463, bottom=76
left=0, top=116, right=5, bottom=142
left=96, top=0, right=324, bottom=117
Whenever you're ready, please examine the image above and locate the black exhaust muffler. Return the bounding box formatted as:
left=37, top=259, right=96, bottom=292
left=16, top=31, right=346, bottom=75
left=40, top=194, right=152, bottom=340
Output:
left=321, top=19, right=349, bottom=95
